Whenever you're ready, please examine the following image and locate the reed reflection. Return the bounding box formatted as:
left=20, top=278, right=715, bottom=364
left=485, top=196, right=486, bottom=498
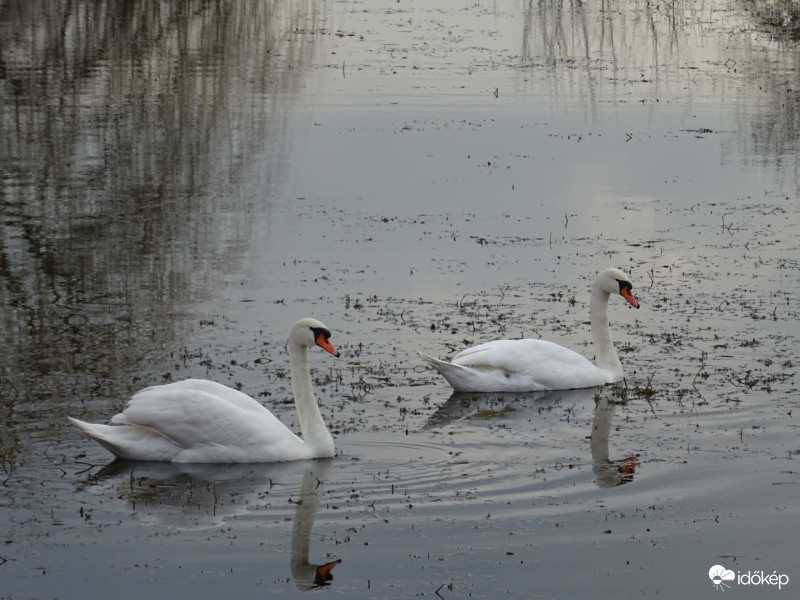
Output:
left=0, top=0, right=326, bottom=439
left=739, top=0, right=800, bottom=42
left=519, top=0, right=800, bottom=182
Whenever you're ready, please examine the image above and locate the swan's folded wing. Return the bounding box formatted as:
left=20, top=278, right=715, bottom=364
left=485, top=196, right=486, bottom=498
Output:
left=451, top=339, right=587, bottom=372
left=451, top=339, right=610, bottom=390
left=129, top=379, right=270, bottom=415
left=68, top=417, right=185, bottom=461
left=114, top=386, right=298, bottom=452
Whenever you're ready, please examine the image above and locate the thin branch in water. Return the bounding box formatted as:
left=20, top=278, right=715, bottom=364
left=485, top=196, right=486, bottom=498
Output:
left=74, top=461, right=98, bottom=475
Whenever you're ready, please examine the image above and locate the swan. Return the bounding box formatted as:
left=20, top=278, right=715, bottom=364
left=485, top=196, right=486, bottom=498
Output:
left=68, top=318, right=340, bottom=463
left=420, top=268, right=639, bottom=392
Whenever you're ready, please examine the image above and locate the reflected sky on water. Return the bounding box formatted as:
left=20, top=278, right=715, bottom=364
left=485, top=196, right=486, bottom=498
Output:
left=1, top=1, right=799, bottom=598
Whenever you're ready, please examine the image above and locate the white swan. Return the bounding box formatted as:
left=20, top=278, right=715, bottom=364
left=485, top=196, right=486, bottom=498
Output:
left=69, top=318, right=340, bottom=463
left=420, top=268, right=639, bottom=392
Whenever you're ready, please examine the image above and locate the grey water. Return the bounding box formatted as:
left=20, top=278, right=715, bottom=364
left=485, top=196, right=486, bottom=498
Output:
left=1, top=1, right=799, bottom=598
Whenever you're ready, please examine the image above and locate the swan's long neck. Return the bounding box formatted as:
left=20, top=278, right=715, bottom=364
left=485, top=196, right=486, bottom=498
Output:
left=288, top=341, right=334, bottom=455
left=590, top=285, right=622, bottom=380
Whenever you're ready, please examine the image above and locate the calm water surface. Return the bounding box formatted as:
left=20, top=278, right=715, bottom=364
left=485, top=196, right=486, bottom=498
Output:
left=1, top=1, right=798, bottom=598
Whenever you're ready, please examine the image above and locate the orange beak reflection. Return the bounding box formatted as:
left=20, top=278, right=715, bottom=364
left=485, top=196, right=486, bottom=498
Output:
left=314, top=559, right=342, bottom=586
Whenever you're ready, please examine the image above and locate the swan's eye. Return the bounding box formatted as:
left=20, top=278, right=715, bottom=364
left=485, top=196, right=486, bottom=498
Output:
left=310, top=326, right=332, bottom=340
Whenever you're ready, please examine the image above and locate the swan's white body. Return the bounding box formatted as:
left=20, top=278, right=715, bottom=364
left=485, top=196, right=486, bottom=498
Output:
left=69, top=318, right=340, bottom=463
left=420, top=268, right=639, bottom=392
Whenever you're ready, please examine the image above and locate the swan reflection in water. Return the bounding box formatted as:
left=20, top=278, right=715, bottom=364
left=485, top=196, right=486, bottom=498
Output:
left=79, top=459, right=341, bottom=589
left=426, top=388, right=640, bottom=487
left=590, top=395, right=640, bottom=488
left=288, top=463, right=342, bottom=588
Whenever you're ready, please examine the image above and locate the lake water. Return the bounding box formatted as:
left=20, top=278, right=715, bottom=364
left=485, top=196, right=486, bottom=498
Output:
left=1, top=1, right=798, bottom=598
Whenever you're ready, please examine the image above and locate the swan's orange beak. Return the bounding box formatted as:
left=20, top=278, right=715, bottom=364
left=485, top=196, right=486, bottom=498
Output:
left=316, top=333, right=340, bottom=357
left=621, top=287, right=639, bottom=309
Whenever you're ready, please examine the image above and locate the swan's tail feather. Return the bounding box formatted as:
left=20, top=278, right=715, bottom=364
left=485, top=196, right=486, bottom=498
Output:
left=419, top=352, right=458, bottom=372
left=68, top=417, right=181, bottom=461
left=419, top=352, right=471, bottom=390
left=68, top=417, right=106, bottom=439
left=69, top=417, right=129, bottom=458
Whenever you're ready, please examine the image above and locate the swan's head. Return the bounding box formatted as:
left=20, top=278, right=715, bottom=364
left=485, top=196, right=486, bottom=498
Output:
left=290, top=318, right=341, bottom=357
left=597, top=268, right=639, bottom=309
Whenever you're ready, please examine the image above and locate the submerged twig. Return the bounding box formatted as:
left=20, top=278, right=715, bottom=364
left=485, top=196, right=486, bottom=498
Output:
left=74, top=461, right=98, bottom=475
left=691, top=353, right=707, bottom=388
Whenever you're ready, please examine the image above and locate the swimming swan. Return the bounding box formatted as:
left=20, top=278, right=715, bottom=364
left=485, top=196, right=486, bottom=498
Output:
left=69, top=318, right=340, bottom=463
left=420, top=268, right=639, bottom=392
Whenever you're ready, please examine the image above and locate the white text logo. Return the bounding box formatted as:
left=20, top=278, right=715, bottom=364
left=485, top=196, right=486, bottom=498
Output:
left=709, top=564, right=790, bottom=591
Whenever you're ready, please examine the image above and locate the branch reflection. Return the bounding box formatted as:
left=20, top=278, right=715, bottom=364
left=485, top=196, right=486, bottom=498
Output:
left=519, top=0, right=800, bottom=179
left=0, top=0, right=327, bottom=388
left=0, top=0, right=329, bottom=470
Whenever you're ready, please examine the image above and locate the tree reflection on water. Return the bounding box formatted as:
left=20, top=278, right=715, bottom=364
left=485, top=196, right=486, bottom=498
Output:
left=0, top=0, right=327, bottom=475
